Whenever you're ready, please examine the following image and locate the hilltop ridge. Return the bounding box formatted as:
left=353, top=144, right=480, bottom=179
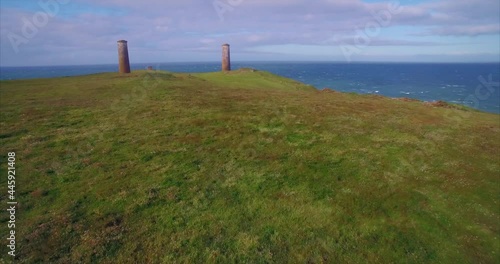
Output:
left=0, top=70, right=499, bottom=263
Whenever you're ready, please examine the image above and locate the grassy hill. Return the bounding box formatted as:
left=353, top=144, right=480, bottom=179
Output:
left=0, top=69, right=499, bottom=263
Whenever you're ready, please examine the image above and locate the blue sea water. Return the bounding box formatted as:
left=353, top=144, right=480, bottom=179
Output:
left=1, top=62, right=499, bottom=114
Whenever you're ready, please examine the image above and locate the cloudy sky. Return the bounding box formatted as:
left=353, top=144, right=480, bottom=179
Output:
left=0, top=0, right=499, bottom=66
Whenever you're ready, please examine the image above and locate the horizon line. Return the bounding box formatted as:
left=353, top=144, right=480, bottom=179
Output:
left=2, top=60, right=500, bottom=68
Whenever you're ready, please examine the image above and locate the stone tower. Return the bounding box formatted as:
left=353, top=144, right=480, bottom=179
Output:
left=222, top=44, right=231, bottom=72
left=117, top=40, right=131, bottom=73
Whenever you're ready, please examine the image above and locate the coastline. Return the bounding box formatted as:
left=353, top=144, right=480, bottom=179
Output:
left=1, top=62, right=499, bottom=114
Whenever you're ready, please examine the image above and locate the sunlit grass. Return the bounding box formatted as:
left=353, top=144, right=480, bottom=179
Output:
left=0, top=69, right=499, bottom=263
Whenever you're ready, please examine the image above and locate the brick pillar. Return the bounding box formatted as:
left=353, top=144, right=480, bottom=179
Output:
left=222, top=44, right=231, bottom=72
left=117, top=40, right=131, bottom=73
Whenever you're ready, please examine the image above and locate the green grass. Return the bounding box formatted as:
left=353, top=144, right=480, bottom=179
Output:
left=1, top=69, right=499, bottom=263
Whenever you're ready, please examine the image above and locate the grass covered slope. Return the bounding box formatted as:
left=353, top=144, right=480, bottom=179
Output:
left=0, top=69, right=499, bottom=263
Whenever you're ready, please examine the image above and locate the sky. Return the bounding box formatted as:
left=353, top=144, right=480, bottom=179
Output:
left=0, top=0, right=499, bottom=66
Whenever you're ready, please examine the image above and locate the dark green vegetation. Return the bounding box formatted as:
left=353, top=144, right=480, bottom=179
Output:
left=1, top=69, right=499, bottom=263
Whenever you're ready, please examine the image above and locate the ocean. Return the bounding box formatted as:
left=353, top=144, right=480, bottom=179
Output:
left=1, top=62, right=499, bottom=114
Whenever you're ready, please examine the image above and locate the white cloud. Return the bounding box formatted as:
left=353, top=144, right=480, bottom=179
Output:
left=1, top=0, right=499, bottom=65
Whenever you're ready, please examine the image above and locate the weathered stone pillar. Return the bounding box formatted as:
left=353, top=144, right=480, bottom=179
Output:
left=117, top=40, right=131, bottom=73
left=222, top=44, right=231, bottom=72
